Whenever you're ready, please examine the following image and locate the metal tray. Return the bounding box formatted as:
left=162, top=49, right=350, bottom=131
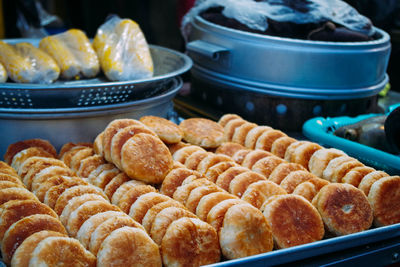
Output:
left=0, top=40, right=192, bottom=108
left=302, top=104, right=400, bottom=174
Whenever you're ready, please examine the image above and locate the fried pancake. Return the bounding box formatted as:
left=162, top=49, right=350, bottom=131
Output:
left=342, top=166, right=375, bottom=187
left=111, top=180, right=145, bottom=206
left=255, top=129, right=287, bottom=152
left=0, top=173, right=24, bottom=186
left=283, top=141, right=307, bottom=162
left=206, top=199, right=243, bottom=233
left=76, top=211, right=128, bottom=249
left=89, top=215, right=144, bottom=255
left=31, top=165, right=73, bottom=193
left=181, top=174, right=201, bottom=186
left=129, top=192, right=171, bottom=223
left=220, top=203, right=273, bottom=259
left=241, top=180, right=287, bottom=209
left=263, top=194, right=324, bottom=249
left=195, top=191, right=237, bottom=221
left=55, top=185, right=107, bottom=215
left=0, top=200, right=57, bottom=242
left=172, top=161, right=185, bottom=169
left=140, top=115, right=183, bottom=144
left=223, top=118, right=247, bottom=142
left=172, top=145, right=206, bottom=164
left=323, top=155, right=363, bottom=182
left=197, top=154, right=233, bottom=175
left=307, top=177, right=330, bottom=191
left=180, top=118, right=225, bottom=148
left=232, top=149, right=252, bottom=165
left=35, top=175, right=82, bottom=202
left=291, top=142, right=323, bottom=169
left=11, top=230, right=66, bottom=267
left=270, top=136, right=297, bottom=159
left=160, top=167, right=201, bottom=197
left=121, top=133, right=174, bottom=184
left=22, top=158, right=67, bottom=190
left=150, top=206, right=196, bottom=245
left=102, top=118, right=144, bottom=162
left=229, top=171, right=266, bottom=197
left=314, top=183, right=373, bottom=236
left=0, top=161, right=18, bottom=177
left=218, top=113, right=243, bottom=127
left=92, top=167, right=121, bottom=190
left=251, top=156, right=285, bottom=179
left=293, top=181, right=318, bottom=202
left=87, top=163, right=115, bottom=184
left=110, top=124, right=157, bottom=169
left=161, top=217, right=220, bottom=266
left=368, top=176, right=400, bottom=226
left=0, top=187, right=38, bottom=206
left=70, top=147, right=95, bottom=171
left=358, top=170, right=389, bottom=196
left=29, top=236, right=96, bottom=267
left=11, top=147, right=53, bottom=170
left=241, top=150, right=273, bottom=169
left=215, top=166, right=249, bottom=192
left=184, top=150, right=210, bottom=170
left=62, top=146, right=93, bottom=168
left=93, top=131, right=104, bottom=156
left=308, top=148, right=346, bottom=177
left=67, top=200, right=120, bottom=237
left=173, top=178, right=215, bottom=205
left=268, top=162, right=306, bottom=185
left=77, top=154, right=105, bottom=178
left=4, top=139, right=57, bottom=165
left=141, top=200, right=185, bottom=233
left=205, top=161, right=238, bottom=183
left=118, top=184, right=157, bottom=213
left=0, top=181, right=23, bottom=190
left=58, top=142, right=92, bottom=159
left=103, top=172, right=131, bottom=200
left=44, top=179, right=87, bottom=209
left=244, top=126, right=273, bottom=149
left=167, top=141, right=190, bottom=155
left=1, top=214, right=67, bottom=264
left=60, top=193, right=108, bottom=226
left=231, top=122, right=258, bottom=145
left=215, top=142, right=246, bottom=158
left=279, top=170, right=319, bottom=193
left=185, top=185, right=222, bottom=214
left=97, top=226, right=162, bottom=267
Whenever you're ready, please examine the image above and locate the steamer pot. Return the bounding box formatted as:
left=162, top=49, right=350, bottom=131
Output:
left=0, top=77, right=182, bottom=158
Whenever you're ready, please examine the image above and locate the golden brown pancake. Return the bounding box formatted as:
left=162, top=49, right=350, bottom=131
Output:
left=232, top=149, right=252, bottom=165
left=228, top=171, right=266, bottom=197
left=255, top=129, right=287, bottom=152
left=87, top=163, right=115, bottom=184
left=263, top=194, right=324, bottom=248
left=129, top=192, right=171, bottom=223
left=29, top=236, right=96, bottom=267
left=92, top=167, right=121, bottom=190
left=97, top=227, right=162, bottom=267
left=197, top=154, right=233, bottom=175
left=358, top=170, right=389, bottom=196
left=93, top=132, right=104, bottom=156
left=218, top=114, right=243, bottom=127
left=232, top=122, right=258, bottom=145
left=279, top=170, right=319, bottom=193
left=268, top=162, right=306, bottom=185
left=4, top=138, right=57, bottom=165
left=314, top=183, right=373, bottom=236
left=0, top=187, right=38, bottom=206
left=0, top=181, right=23, bottom=190
left=30, top=165, right=73, bottom=193
left=283, top=140, right=306, bottom=163
left=35, top=176, right=83, bottom=203
left=141, top=200, right=185, bottom=233
left=103, top=172, right=131, bottom=200
left=215, top=166, right=249, bottom=192
left=291, top=142, right=323, bottom=169
left=161, top=217, right=220, bottom=266
left=244, top=126, right=273, bottom=149
left=184, top=150, right=210, bottom=170
left=206, top=199, right=243, bottom=233
left=111, top=180, right=145, bottom=206
left=241, top=150, right=273, bottom=169
left=160, top=167, right=201, bottom=197
left=223, top=118, right=247, bottom=142
left=251, top=156, right=285, bottom=179
left=118, top=184, right=157, bottom=213
left=368, top=176, right=400, bottom=226
left=205, top=161, right=239, bottom=183
left=140, top=115, right=183, bottom=144
left=323, top=155, right=363, bottom=182
left=172, top=145, right=205, bottom=164
left=341, top=166, right=375, bottom=187
left=180, top=118, right=225, bottom=148
left=70, top=147, right=95, bottom=171
left=61, top=146, right=92, bottom=169
left=215, top=142, right=246, bottom=157
left=121, top=133, right=173, bottom=184
left=58, top=142, right=92, bottom=159
left=308, top=148, right=346, bottom=177
left=77, top=154, right=105, bottom=178
left=11, top=230, right=66, bottom=267
left=43, top=179, right=87, bottom=209
left=195, top=191, right=238, bottom=221
left=1, top=214, right=67, bottom=264
left=292, top=181, right=318, bottom=202
left=173, top=178, right=215, bottom=205
left=11, top=147, right=53, bottom=171
left=220, top=203, right=273, bottom=259
left=270, top=136, right=297, bottom=159
left=167, top=141, right=190, bottom=156
left=0, top=161, right=18, bottom=177
left=185, top=185, right=223, bottom=214
left=0, top=173, right=24, bottom=186
left=241, top=180, right=287, bottom=209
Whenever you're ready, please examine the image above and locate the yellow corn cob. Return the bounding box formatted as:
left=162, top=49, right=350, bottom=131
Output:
left=93, top=17, right=153, bottom=81
left=57, top=29, right=100, bottom=78
left=0, top=41, right=35, bottom=83
left=39, top=35, right=80, bottom=80
left=14, top=42, right=60, bottom=83
left=0, top=62, right=7, bottom=82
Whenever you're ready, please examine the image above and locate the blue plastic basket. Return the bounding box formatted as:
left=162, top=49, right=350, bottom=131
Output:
left=302, top=104, right=400, bottom=175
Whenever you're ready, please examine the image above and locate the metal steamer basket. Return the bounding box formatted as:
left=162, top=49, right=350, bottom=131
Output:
left=0, top=42, right=192, bottom=157
left=186, top=16, right=391, bottom=131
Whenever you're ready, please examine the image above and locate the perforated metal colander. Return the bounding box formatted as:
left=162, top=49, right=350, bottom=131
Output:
left=0, top=41, right=192, bottom=109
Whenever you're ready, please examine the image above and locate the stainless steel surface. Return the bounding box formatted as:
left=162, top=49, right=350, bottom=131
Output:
left=187, top=16, right=391, bottom=90
left=0, top=42, right=192, bottom=108
left=0, top=77, right=182, bottom=158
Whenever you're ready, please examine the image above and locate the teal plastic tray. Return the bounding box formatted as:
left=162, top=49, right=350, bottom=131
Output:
left=302, top=104, right=400, bottom=175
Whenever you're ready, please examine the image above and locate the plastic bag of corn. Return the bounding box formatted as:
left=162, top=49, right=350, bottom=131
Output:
left=93, top=16, right=154, bottom=81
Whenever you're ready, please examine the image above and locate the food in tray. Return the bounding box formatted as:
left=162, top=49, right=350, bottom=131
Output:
left=0, top=62, right=7, bottom=83
left=0, top=41, right=60, bottom=84
left=93, top=16, right=154, bottom=81
left=1, top=112, right=399, bottom=266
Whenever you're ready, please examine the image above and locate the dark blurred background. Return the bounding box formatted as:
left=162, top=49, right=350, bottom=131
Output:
left=1, top=0, right=400, bottom=91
